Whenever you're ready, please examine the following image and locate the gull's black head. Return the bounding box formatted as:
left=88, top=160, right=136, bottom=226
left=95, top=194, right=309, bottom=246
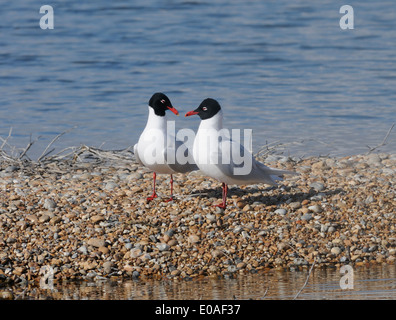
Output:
left=148, top=92, right=179, bottom=116
left=185, top=98, right=221, bottom=120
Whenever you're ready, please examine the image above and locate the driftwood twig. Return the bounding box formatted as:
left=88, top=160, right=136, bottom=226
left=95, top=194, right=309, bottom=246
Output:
left=367, top=123, right=395, bottom=154
left=293, top=259, right=316, bottom=300
left=38, top=126, right=77, bottom=162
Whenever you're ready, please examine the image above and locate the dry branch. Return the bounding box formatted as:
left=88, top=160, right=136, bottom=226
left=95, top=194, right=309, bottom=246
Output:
left=293, top=259, right=316, bottom=300
left=37, top=126, right=76, bottom=162
left=366, top=122, right=395, bottom=154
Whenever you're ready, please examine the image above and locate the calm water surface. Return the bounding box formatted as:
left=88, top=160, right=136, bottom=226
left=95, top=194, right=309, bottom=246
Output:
left=11, top=264, right=396, bottom=300
left=0, top=0, right=396, bottom=159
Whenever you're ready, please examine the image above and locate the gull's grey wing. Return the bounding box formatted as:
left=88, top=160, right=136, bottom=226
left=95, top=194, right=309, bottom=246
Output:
left=166, top=139, right=198, bottom=173
left=212, top=138, right=283, bottom=185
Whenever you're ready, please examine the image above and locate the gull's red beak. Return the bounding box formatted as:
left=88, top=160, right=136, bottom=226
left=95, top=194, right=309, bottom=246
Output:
left=185, top=110, right=199, bottom=117
left=167, top=106, right=179, bottom=116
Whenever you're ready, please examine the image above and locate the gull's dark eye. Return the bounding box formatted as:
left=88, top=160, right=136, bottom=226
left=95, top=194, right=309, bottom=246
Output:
left=202, top=107, right=207, bottom=111
left=160, top=99, right=166, bottom=104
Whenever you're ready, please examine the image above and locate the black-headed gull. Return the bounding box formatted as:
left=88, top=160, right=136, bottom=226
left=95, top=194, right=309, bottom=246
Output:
left=134, top=92, right=198, bottom=202
left=185, top=98, right=296, bottom=209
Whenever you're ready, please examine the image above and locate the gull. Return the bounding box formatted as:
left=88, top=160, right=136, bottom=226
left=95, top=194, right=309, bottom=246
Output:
left=134, top=92, right=198, bottom=202
left=185, top=98, right=296, bottom=209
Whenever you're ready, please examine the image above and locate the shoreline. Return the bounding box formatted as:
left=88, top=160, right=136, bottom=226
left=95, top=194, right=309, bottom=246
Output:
left=0, top=149, right=395, bottom=295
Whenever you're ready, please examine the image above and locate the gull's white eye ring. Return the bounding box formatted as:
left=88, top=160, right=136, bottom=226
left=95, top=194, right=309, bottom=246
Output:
left=160, top=99, right=166, bottom=104
left=202, top=107, right=207, bottom=111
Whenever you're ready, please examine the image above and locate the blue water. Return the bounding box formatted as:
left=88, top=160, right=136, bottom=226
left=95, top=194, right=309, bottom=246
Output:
left=1, top=0, right=395, bottom=159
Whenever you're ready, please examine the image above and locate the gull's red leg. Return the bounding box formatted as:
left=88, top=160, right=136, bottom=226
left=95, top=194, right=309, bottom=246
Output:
left=164, top=174, right=174, bottom=202
left=213, top=182, right=228, bottom=209
left=146, top=172, right=158, bottom=202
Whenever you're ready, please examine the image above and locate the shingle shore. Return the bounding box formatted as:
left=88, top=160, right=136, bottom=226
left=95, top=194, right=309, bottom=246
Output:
left=0, top=152, right=395, bottom=290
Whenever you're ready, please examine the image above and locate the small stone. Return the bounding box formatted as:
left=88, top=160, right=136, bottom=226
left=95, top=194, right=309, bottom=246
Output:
left=105, top=181, right=119, bottom=191
left=227, top=265, right=237, bottom=273
left=236, top=262, right=246, bottom=269
left=123, top=265, right=133, bottom=272
left=103, top=261, right=113, bottom=273
left=236, top=200, right=246, bottom=209
left=163, top=234, right=170, bottom=243
left=365, top=195, right=374, bottom=204
left=331, top=247, right=341, bottom=255
left=50, top=216, right=62, bottom=224
left=91, top=215, right=105, bottom=224
left=274, top=208, right=287, bottom=215
left=300, top=207, right=309, bottom=214
left=340, top=256, right=348, bottom=263
left=82, top=261, right=97, bottom=270
left=128, top=172, right=143, bottom=181
left=332, top=238, right=343, bottom=245
left=26, top=214, right=38, bottom=223
left=366, top=154, right=381, bottom=166
left=310, top=182, right=325, bottom=192
left=130, top=248, right=142, bottom=258
left=156, top=243, right=170, bottom=251
left=171, top=269, right=181, bottom=276
left=43, top=198, right=57, bottom=210
left=368, top=245, right=378, bottom=252
left=293, top=258, right=308, bottom=266
left=215, top=207, right=224, bottom=214
left=277, top=242, right=289, bottom=251
left=289, top=202, right=301, bottom=210
left=301, top=213, right=313, bottom=221
left=98, top=246, right=109, bottom=254
left=242, top=204, right=251, bottom=212
left=0, top=291, right=14, bottom=300
left=87, top=238, right=106, bottom=248
left=328, top=226, right=336, bottom=233
left=211, top=249, right=224, bottom=258
left=39, top=215, right=50, bottom=223
left=5, top=165, right=18, bottom=173
left=188, top=235, right=200, bottom=244
left=78, top=245, right=88, bottom=255
left=308, top=205, right=322, bottom=213
left=233, top=226, right=243, bottom=234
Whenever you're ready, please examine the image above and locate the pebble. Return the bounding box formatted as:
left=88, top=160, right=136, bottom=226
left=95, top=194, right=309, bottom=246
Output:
left=331, top=247, right=342, bottom=255
left=308, top=205, right=322, bottom=213
left=310, top=182, right=325, bottom=192
left=91, top=215, right=105, bottom=224
left=105, top=181, right=119, bottom=191
left=39, top=215, right=50, bottom=223
left=171, top=270, right=181, bottom=276
left=103, top=261, right=113, bottom=274
left=293, top=258, right=308, bottom=266
left=301, top=214, right=313, bottom=221
left=188, top=235, right=200, bottom=244
left=274, top=208, right=287, bottom=215
left=0, top=151, right=394, bottom=291
left=78, top=245, right=88, bottom=255
left=157, top=243, right=170, bottom=252
left=0, top=291, right=14, bottom=300
left=43, top=198, right=57, bottom=210
left=87, top=238, right=106, bottom=248
left=289, top=202, right=301, bottom=210
left=130, top=248, right=142, bottom=258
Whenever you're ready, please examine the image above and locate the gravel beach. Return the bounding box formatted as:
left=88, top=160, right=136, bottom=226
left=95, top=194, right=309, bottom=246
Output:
left=0, top=149, right=395, bottom=291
